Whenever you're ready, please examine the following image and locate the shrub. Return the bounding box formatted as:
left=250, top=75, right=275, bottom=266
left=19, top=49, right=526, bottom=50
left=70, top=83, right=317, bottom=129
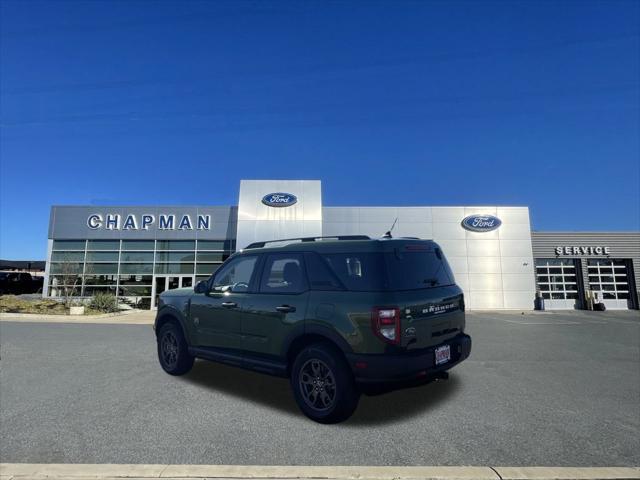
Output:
left=89, top=293, right=119, bottom=313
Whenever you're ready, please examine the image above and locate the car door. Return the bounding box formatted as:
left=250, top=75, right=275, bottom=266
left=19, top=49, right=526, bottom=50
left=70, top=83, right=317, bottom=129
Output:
left=189, top=254, right=260, bottom=354
left=242, top=253, right=309, bottom=359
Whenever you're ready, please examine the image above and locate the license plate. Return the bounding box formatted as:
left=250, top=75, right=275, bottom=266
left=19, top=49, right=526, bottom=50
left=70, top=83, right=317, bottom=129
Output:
left=435, top=345, right=451, bottom=365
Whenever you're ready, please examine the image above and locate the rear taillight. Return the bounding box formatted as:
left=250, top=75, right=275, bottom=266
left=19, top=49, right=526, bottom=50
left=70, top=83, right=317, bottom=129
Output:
left=371, top=307, right=401, bottom=345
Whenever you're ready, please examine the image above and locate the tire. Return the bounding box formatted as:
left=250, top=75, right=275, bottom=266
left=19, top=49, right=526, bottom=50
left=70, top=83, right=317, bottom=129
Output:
left=157, top=322, right=194, bottom=376
left=290, top=343, right=360, bottom=424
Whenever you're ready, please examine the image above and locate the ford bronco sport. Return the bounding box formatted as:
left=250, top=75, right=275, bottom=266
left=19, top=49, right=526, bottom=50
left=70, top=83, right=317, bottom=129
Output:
left=154, top=236, right=471, bottom=423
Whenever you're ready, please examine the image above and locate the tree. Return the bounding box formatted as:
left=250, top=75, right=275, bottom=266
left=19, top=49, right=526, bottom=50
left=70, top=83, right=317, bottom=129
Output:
left=50, top=254, right=83, bottom=308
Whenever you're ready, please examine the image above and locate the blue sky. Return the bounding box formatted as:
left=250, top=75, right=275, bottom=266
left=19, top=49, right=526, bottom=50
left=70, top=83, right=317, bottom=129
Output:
left=1, top=0, right=638, bottom=260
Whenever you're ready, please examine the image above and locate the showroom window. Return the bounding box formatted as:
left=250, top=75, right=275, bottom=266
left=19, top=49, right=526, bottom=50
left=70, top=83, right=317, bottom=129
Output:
left=48, top=238, right=234, bottom=309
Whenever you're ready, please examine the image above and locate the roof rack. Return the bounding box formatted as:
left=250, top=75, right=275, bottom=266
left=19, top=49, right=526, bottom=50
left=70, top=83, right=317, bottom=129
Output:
left=245, top=235, right=371, bottom=249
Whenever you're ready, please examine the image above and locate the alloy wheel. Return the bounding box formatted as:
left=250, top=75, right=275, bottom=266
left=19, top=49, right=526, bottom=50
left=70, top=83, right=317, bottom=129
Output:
left=161, top=331, right=178, bottom=368
left=298, top=358, right=337, bottom=411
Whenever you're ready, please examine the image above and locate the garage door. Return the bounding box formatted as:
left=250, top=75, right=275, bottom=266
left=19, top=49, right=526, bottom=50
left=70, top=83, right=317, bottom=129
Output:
left=587, top=259, right=631, bottom=310
left=535, top=258, right=580, bottom=309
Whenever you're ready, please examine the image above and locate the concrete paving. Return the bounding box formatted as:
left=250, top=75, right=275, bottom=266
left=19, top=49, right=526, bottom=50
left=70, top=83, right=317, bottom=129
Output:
left=0, top=311, right=638, bottom=466
left=2, top=464, right=639, bottom=480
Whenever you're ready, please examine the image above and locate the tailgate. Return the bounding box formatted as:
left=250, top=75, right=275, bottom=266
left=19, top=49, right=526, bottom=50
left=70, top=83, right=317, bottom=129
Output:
left=395, top=286, right=465, bottom=350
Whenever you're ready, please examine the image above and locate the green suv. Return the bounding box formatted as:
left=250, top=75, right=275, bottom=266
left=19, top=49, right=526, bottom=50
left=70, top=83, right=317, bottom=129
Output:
left=154, top=236, right=471, bottom=423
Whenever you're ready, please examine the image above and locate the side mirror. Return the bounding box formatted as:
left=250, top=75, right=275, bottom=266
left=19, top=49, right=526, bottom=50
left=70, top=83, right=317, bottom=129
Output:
left=194, top=281, right=209, bottom=294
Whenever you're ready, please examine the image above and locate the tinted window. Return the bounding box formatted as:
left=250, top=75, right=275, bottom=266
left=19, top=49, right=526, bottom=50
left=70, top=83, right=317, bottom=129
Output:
left=260, top=254, right=307, bottom=294
left=323, top=253, right=386, bottom=291
left=121, top=240, right=155, bottom=250
left=52, top=240, right=86, bottom=251
left=304, top=252, right=344, bottom=291
left=323, top=247, right=454, bottom=292
left=86, top=240, right=119, bottom=250
left=212, top=255, right=258, bottom=292
left=156, top=240, right=195, bottom=250
left=386, top=248, right=455, bottom=290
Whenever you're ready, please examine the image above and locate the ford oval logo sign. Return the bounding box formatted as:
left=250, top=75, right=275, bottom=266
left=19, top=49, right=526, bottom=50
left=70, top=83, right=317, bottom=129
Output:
left=261, top=192, right=298, bottom=207
left=461, top=214, right=502, bottom=232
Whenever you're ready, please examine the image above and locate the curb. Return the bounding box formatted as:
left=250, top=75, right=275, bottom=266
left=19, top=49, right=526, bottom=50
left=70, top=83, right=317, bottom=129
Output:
left=0, top=310, right=154, bottom=325
left=1, top=464, right=639, bottom=480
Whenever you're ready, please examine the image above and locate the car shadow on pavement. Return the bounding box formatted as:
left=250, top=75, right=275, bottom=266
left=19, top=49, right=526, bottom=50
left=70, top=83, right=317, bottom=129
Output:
left=183, top=359, right=460, bottom=425
left=348, top=376, right=460, bottom=426
left=183, top=359, right=298, bottom=414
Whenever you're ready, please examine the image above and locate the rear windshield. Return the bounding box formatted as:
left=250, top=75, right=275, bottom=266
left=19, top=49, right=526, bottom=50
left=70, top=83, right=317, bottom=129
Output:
left=321, top=247, right=455, bottom=292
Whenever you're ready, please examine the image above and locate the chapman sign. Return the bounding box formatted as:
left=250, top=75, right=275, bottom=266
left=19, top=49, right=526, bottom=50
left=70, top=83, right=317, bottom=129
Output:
left=555, top=246, right=611, bottom=256
left=87, top=213, right=211, bottom=231
left=461, top=214, right=502, bottom=232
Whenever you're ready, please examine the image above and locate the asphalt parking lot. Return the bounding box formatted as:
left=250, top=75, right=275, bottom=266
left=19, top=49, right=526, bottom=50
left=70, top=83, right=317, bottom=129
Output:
left=1, top=310, right=638, bottom=466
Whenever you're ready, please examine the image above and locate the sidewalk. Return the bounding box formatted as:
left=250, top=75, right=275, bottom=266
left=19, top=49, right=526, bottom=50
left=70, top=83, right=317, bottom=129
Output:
left=0, top=309, right=154, bottom=325
left=1, top=464, right=639, bottom=480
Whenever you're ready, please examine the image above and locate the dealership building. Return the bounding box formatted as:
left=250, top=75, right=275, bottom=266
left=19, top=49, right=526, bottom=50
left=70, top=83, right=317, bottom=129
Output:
left=44, top=180, right=640, bottom=311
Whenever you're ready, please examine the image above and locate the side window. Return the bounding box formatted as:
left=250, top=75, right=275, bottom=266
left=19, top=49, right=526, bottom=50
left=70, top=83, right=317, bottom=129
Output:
left=212, top=255, right=258, bottom=292
left=260, top=254, right=308, bottom=294
left=304, top=252, right=344, bottom=291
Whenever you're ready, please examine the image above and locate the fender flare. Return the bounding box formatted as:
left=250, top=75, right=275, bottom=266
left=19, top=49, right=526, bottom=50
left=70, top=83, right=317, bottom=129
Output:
left=154, top=305, right=188, bottom=338
left=281, top=323, right=354, bottom=359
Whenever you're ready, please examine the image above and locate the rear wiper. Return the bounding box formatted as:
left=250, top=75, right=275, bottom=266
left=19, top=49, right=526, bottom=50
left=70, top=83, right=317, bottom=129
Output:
left=423, top=278, right=439, bottom=286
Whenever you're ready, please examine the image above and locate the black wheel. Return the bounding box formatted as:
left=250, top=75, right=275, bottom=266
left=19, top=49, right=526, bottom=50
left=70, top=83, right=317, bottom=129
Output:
left=157, top=322, right=194, bottom=376
left=290, top=343, right=360, bottom=424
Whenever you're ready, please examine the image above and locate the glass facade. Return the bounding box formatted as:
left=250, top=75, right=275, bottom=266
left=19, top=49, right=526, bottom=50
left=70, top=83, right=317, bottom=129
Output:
left=48, top=239, right=234, bottom=309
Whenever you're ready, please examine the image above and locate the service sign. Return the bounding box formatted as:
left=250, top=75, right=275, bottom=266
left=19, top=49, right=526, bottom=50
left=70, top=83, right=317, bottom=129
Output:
left=261, top=193, right=298, bottom=207
left=555, top=246, right=611, bottom=256
left=461, top=214, right=502, bottom=232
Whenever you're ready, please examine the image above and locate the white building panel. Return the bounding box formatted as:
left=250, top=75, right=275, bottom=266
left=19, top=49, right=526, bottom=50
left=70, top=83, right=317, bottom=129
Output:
left=446, top=256, right=469, bottom=274
left=464, top=206, right=497, bottom=216
left=397, top=207, right=433, bottom=222
left=497, top=207, right=531, bottom=224
left=469, top=273, right=503, bottom=291
left=432, top=207, right=465, bottom=223
left=454, top=273, right=470, bottom=292
left=501, top=273, right=536, bottom=291
left=436, top=239, right=468, bottom=257
left=500, top=239, right=534, bottom=257
left=468, top=291, right=504, bottom=309
left=499, top=222, right=533, bottom=240
left=432, top=222, right=467, bottom=240
left=236, top=180, right=322, bottom=250
left=467, top=256, right=502, bottom=274
left=467, top=239, right=501, bottom=257
left=395, top=222, right=432, bottom=239
left=500, top=256, right=535, bottom=274
left=503, top=291, right=535, bottom=309
left=322, top=207, right=359, bottom=223
left=466, top=229, right=500, bottom=240
left=359, top=207, right=398, bottom=222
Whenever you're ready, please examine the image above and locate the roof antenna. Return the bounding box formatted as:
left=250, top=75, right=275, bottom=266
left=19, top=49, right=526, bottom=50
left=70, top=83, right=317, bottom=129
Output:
left=383, top=218, right=398, bottom=238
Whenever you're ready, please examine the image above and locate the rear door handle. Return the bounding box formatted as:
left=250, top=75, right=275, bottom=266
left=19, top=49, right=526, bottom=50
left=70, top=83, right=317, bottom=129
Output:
left=221, top=301, right=238, bottom=308
left=276, top=305, right=296, bottom=313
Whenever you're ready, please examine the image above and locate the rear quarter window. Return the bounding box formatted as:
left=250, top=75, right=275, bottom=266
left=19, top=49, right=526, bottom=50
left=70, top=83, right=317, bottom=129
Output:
left=385, top=247, right=455, bottom=290
left=321, top=246, right=455, bottom=292
left=322, top=253, right=387, bottom=291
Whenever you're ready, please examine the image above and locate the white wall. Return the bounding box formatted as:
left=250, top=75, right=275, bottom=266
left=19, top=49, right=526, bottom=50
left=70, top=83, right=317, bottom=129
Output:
left=323, top=206, right=536, bottom=310
left=236, top=180, right=323, bottom=250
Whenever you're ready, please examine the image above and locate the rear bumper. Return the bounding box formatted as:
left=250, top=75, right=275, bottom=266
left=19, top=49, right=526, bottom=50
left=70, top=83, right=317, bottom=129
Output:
left=346, top=333, right=472, bottom=385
